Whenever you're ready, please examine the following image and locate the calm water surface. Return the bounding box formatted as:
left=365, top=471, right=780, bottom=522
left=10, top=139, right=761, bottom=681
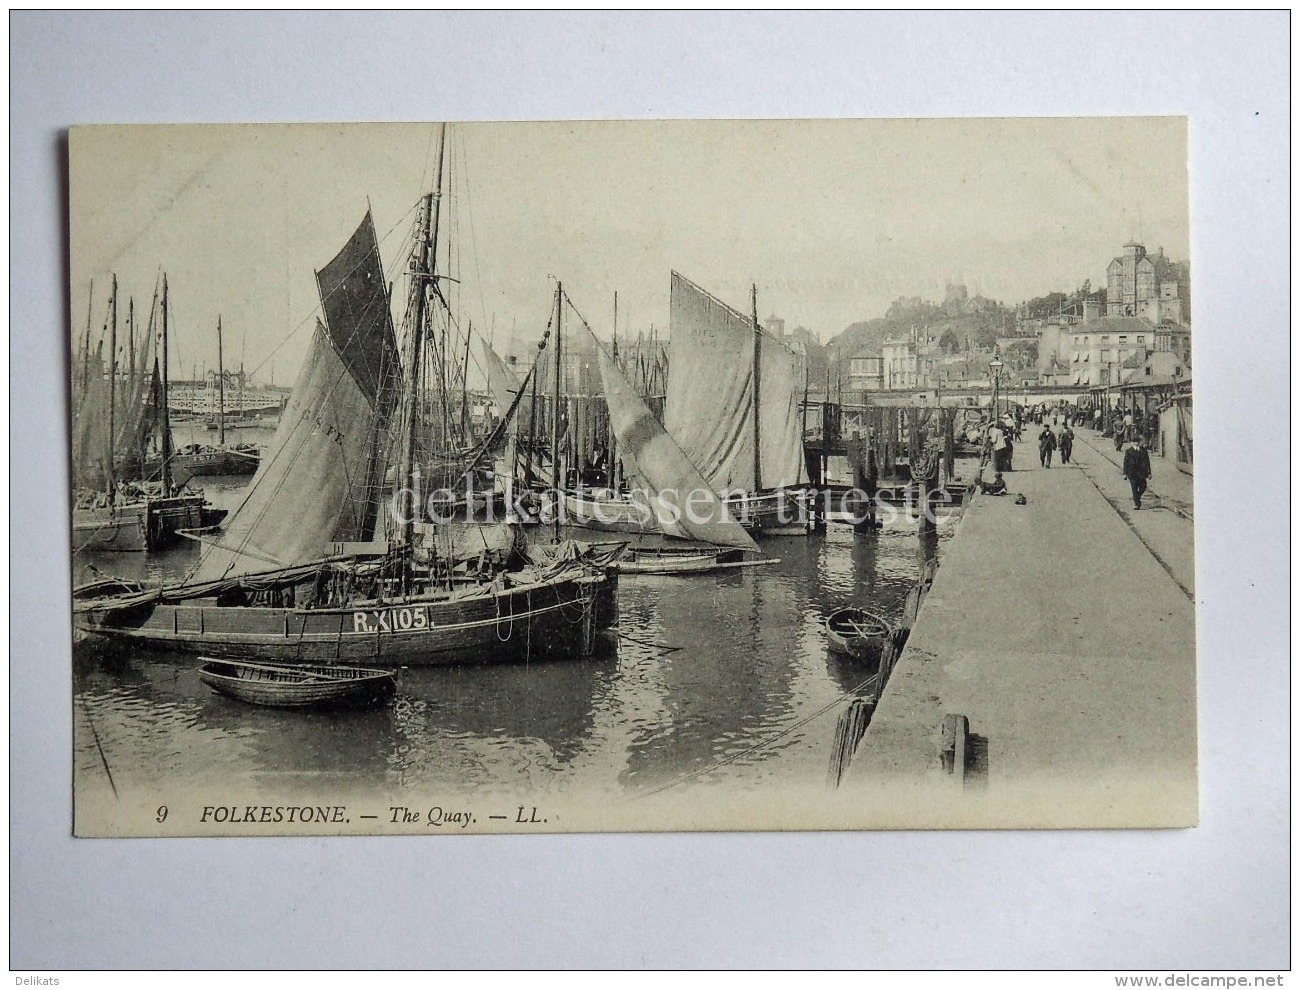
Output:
left=74, top=444, right=953, bottom=804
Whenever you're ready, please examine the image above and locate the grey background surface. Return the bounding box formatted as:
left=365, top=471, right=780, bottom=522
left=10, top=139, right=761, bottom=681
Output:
left=11, top=11, right=1290, bottom=969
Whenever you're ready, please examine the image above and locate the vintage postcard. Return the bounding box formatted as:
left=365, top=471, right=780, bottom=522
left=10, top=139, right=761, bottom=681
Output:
left=69, top=118, right=1195, bottom=836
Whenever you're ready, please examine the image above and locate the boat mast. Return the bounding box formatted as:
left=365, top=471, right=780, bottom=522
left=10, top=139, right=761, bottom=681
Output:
left=160, top=274, right=173, bottom=493
left=461, top=321, right=472, bottom=443
left=801, top=346, right=810, bottom=468
left=400, top=192, right=435, bottom=561
left=552, top=281, right=562, bottom=540
left=400, top=122, right=447, bottom=570
left=81, top=280, right=94, bottom=390
left=609, top=291, right=619, bottom=490
left=751, top=283, right=762, bottom=493
left=527, top=333, right=541, bottom=487
left=217, top=314, right=226, bottom=445
left=126, top=297, right=136, bottom=406
left=107, top=275, right=118, bottom=503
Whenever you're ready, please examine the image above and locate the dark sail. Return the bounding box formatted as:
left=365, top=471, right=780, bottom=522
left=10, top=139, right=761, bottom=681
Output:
left=190, top=212, right=400, bottom=583
left=316, top=212, right=400, bottom=402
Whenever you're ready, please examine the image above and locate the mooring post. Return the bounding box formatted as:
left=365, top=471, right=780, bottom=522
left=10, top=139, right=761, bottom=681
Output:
left=940, top=713, right=970, bottom=784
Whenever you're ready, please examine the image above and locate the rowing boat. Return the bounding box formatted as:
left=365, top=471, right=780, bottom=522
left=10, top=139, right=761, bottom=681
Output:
left=198, top=658, right=396, bottom=708
left=614, top=544, right=779, bottom=575
left=825, top=606, right=891, bottom=664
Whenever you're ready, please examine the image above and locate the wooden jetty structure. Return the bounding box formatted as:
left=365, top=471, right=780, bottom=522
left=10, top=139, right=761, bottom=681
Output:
left=801, top=401, right=971, bottom=531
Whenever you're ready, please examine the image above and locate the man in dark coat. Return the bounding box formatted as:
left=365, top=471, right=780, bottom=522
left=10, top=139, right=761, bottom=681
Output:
left=1059, top=424, right=1074, bottom=464
left=1122, top=439, right=1152, bottom=510
left=1038, top=425, right=1057, bottom=468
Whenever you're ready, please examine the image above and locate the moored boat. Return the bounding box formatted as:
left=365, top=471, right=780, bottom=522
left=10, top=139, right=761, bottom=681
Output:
left=561, top=489, right=659, bottom=535
left=74, top=552, right=611, bottom=666
left=664, top=272, right=812, bottom=537
left=142, top=442, right=261, bottom=478
left=825, top=606, right=891, bottom=664
left=74, top=128, right=617, bottom=667
left=72, top=488, right=211, bottom=552
left=197, top=658, right=396, bottom=708
left=613, top=544, right=779, bottom=575
left=71, top=273, right=223, bottom=551
left=72, top=501, right=150, bottom=552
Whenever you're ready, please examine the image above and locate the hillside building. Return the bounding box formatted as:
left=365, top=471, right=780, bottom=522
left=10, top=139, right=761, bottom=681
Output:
left=1106, top=242, right=1189, bottom=323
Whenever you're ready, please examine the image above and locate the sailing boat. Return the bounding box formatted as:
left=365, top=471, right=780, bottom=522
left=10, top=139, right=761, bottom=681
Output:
left=664, top=272, right=810, bottom=536
left=590, top=339, right=778, bottom=574
left=175, top=316, right=262, bottom=475
left=75, top=134, right=617, bottom=665
left=71, top=275, right=215, bottom=551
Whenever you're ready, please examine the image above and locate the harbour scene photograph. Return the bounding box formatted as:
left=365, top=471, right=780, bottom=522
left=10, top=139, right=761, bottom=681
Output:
left=67, top=117, right=1198, bottom=836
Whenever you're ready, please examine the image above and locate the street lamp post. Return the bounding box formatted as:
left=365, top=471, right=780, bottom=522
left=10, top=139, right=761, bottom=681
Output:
left=989, top=358, right=1004, bottom=423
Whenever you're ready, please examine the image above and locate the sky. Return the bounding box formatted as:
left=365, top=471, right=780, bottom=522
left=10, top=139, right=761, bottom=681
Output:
left=69, top=117, right=1188, bottom=386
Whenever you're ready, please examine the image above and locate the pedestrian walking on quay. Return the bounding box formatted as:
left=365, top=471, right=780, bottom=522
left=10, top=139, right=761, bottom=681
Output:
left=1059, top=424, right=1074, bottom=464
left=1038, top=425, right=1057, bottom=468
left=1123, top=439, right=1152, bottom=510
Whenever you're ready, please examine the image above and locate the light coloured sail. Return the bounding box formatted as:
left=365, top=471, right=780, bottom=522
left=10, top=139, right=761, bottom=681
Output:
left=599, top=346, right=757, bottom=551
left=190, top=212, right=400, bottom=583
left=71, top=345, right=110, bottom=490
left=479, top=335, right=523, bottom=487
left=664, top=271, right=804, bottom=494
left=480, top=336, right=521, bottom=415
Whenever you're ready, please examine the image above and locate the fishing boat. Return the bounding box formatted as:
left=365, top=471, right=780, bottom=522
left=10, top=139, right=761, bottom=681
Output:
left=74, top=124, right=617, bottom=665
left=664, top=272, right=812, bottom=536
left=825, top=606, right=892, bottom=664
left=562, top=321, right=774, bottom=574
left=152, top=441, right=261, bottom=477
left=70, top=275, right=213, bottom=552
left=198, top=658, right=396, bottom=708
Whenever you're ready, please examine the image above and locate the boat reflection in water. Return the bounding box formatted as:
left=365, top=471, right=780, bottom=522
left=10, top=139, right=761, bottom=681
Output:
left=73, top=522, right=947, bottom=802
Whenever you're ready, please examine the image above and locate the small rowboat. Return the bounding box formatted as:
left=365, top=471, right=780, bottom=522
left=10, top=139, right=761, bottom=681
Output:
left=825, top=607, right=891, bottom=664
left=613, top=545, right=780, bottom=576
left=198, top=659, right=397, bottom=709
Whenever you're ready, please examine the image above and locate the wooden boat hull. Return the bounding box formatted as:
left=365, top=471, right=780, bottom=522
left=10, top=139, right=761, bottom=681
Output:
left=825, top=607, right=891, bottom=665
left=72, top=503, right=150, bottom=552
left=74, top=495, right=211, bottom=551
left=75, top=571, right=610, bottom=667
left=562, top=490, right=812, bottom=538
left=146, top=495, right=209, bottom=549
left=725, top=489, right=812, bottom=536
left=198, top=659, right=396, bottom=708
left=614, top=546, right=778, bottom=575
left=139, top=448, right=261, bottom=478
left=561, top=492, right=659, bottom=535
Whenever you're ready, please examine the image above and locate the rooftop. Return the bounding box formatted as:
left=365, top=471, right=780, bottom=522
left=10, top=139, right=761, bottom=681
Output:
left=1076, top=316, right=1159, bottom=334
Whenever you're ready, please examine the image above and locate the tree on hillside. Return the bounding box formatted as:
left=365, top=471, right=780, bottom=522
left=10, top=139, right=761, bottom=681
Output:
left=1025, top=291, right=1068, bottom=319
left=938, top=328, right=960, bottom=354
left=1004, top=339, right=1039, bottom=368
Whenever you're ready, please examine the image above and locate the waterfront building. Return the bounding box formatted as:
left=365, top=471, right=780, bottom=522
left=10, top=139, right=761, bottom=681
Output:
left=1119, top=348, right=1189, bottom=388
left=847, top=353, right=884, bottom=393
left=882, top=337, right=919, bottom=390
left=1067, top=315, right=1191, bottom=388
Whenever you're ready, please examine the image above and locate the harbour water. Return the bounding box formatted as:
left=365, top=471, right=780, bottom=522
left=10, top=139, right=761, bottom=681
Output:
left=73, top=453, right=950, bottom=805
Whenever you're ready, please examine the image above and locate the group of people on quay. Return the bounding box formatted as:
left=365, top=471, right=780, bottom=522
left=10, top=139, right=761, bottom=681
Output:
left=982, top=400, right=1154, bottom=509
